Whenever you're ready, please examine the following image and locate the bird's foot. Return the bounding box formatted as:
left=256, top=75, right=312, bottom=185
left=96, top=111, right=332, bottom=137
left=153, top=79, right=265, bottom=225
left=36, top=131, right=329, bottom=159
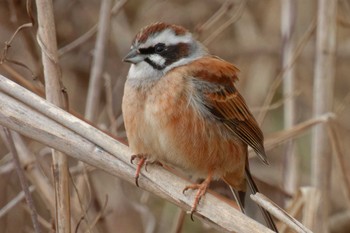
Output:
left=183, top=172, right=213, bottom=221
left=130, top=154, right=162, bottom=187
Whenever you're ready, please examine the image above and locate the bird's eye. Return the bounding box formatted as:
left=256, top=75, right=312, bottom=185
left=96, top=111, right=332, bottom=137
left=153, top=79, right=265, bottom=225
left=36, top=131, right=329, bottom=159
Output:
left=154, top=43, right=166, bottom=53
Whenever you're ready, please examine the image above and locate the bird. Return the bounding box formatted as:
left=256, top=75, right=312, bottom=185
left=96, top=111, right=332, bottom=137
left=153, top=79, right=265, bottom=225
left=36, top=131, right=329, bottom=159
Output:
left=122, top=22, right=277, bottom=231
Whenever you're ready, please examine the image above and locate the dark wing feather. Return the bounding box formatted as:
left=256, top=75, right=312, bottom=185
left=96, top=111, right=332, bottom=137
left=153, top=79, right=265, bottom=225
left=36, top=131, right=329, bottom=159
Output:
left=189, top=56, right=268, bottom=164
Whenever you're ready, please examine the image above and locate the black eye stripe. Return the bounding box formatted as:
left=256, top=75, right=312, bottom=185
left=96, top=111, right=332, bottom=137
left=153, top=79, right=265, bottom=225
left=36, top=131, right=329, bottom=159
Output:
left=139, top=43, right=166, bottom=55
left=139, top=42, right=190, bottom=70
left=139, top=47, right=155, bottom=54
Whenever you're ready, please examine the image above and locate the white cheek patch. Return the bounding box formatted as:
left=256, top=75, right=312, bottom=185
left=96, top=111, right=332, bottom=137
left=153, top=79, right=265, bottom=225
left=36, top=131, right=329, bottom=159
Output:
left=143, top=29, right=192, bottom=48
left=149, top=54, right=166, bottom=66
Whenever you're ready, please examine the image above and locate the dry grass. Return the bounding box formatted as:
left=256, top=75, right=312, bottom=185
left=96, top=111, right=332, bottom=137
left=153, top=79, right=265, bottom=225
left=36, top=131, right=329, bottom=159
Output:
left=0, top=0, right=349, bottom=232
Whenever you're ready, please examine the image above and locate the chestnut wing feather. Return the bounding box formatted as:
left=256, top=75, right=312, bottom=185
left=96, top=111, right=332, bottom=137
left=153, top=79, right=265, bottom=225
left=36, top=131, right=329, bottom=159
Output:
left=189, top=57, right=268, bottom=164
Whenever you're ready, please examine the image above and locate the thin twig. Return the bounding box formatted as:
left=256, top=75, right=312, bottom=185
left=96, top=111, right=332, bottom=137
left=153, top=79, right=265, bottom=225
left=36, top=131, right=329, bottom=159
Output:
left=170, top=209, right=186, bottom=233
left=301, top=188, right=321, bottom=229
left=1, top=22, right=33, bottom=63
left=196, top=0, right=234, bottom=35
left=21, top=204, right=55, bottom=233
left=0, top=22, right=37, bottom=77
left=310, top=0, right=337, bottom=232
left=257, top=17, right=317, bottom=124
left=278, top=190, right=304, bottom=233
left=0, top=159, right=14, bottom=175
left=58, top=24, right=98, bottom=57
left=250, top=92, right=300, bottom=114
left=22, top=204, right=53, bottom=231
left=69, top=170, right=93, bottom=233
left=252, top=113, right=334, bottom=154
left=103, top=73, right=118, bottom=135
left=0, top=130, right=57, bottom=217
left=203, top=0, right=246, bottom=45
left=250, top=193, right=312, bottom=233
left=326, top=119, right=350, bottom=207
left=281, top=0, right=298, bottom=195
left=58, top=0, right=128, bottom=57
left=84, top=0, right=113, bottom=122
left=3, top=128, right=42, bottom=233
left=0, top=185, right=35, bottom=219
left=0, top=63, right=44, bottom=96
left=111, top=0, right=128, bottom=14
left=83, top=196, right=108, bottom=233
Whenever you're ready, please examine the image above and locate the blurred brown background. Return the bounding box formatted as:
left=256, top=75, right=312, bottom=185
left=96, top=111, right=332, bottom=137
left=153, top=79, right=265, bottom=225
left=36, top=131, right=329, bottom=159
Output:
left=0, top=0, right=349, bottom=232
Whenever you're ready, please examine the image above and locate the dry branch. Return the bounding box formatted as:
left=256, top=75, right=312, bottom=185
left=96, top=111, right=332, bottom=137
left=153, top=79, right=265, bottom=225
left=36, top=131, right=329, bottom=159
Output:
left=311, top=0, right=337, bottom=232
left=0, top=185, right=35, bottom=219
left=251, top=193, right=312, bottom=233
left=35, top=0, right=71, bottom=232
left=202, top=0, right=246, bottom=45
left=3, top=128, right=42, bottom=233
left=248, top=113, right=333, bottom=157
left=0, top=74, right=274, bottom=233
left=326, top=119, right=350, bottom=207
left=257, top=18, right=316, bottom=124
left=0, top=130, right=56, bottom=214
left=281, top=0, right=298, bottom=195
left=58, top=0, right=128, bottom=57
left=85, top=0, right=113, bottom=122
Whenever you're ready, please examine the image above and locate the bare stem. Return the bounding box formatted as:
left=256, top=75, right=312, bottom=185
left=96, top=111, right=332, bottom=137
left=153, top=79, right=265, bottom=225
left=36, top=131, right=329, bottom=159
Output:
left=3, top=128, right=42, bottom=233
left=35, top=0, right=71, bottom=232
left=311, top=0, right=337, bottom=232
left=0, top=186, right=35, bottom=219
left=281, top=0, right=298, bottom=195
left=257, top=18, right=316, bottom=124
left=84, top=0, right=113, bottom=122
left=251, top=193, right=312, bottom=233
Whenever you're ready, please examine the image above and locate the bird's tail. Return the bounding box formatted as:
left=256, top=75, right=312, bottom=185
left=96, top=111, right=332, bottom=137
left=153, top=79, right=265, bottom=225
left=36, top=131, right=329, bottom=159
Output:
left=244, top=164, right=279, bottom=232
left=224, top=164, right=279, bottom=232
left=228, top=185, right=246, bottom=213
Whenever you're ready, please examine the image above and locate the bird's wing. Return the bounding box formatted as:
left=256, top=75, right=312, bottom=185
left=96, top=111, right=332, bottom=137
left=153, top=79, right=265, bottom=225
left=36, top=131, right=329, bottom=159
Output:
left=187, top=56, right=268, bottom=164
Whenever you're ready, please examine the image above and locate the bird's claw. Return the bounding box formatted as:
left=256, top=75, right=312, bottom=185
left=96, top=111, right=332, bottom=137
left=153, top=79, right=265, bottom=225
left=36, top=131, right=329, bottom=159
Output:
left=130, top=154, right=162, bottom=187
left=182, top=174, right=212, bottom=221
left=130, top=154, right=146, bottom=187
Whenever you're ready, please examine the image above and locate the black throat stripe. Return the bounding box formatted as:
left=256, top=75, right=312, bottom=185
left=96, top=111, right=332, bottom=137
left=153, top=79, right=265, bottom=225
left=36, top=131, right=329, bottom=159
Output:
left=145, top=57, right=165, bottom=70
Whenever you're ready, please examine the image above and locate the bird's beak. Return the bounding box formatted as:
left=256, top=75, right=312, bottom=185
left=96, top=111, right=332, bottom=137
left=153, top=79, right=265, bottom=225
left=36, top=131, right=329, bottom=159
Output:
left=123, top=48, right=144, bottom=64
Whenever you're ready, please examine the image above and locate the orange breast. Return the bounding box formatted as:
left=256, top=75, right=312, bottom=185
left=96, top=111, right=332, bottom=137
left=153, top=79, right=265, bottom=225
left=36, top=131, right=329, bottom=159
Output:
left=122, top=69, right=247, bottom=188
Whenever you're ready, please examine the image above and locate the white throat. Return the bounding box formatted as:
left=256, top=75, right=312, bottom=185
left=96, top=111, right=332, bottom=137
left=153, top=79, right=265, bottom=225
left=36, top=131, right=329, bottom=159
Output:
left=126, top=61, right=163, bottom=88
